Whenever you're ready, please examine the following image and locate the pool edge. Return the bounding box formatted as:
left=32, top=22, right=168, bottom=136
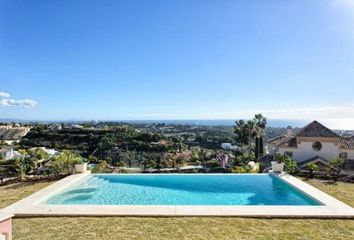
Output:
left=2, top=173, right=354, bottom=219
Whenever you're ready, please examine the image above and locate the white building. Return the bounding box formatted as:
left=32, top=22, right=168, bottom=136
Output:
left=267, top=121, right=354, bottom=170
left=4, top=149, right=21, bottom=160
left=221, top=143, right=240, bottom=151
left=30, top=147, right=59, bottom=157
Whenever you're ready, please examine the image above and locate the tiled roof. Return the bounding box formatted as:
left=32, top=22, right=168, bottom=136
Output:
left=298, top=156, right=335, bottom=170
left=295, top=121, right=339, bottom=138
left=267, top=135, right=288, bottom=145
left=338, top=137, right=354, bottom=149
left=278, top=137, right=298, bottom=148
left=299, top=156, right=327, bottom=166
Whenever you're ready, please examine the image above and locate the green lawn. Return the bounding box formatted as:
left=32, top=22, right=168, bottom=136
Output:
left=1, top=179, right=353, bottom=240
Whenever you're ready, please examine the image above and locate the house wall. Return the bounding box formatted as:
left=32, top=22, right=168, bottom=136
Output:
left=347, top=150, right=354, bottom=159
left=0, top=218, right=12, bottom=240
left=267, top=143, right=277, bottom=155
left=279, top=140, right=339, bottom=162
left=338, top=149, right=354, bottom=159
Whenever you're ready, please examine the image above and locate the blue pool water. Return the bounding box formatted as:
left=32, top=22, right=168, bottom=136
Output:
left=45, top=174, right=321, bottom=205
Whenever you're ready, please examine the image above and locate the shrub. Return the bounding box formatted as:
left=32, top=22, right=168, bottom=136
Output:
left=307, top=163, right=319, bottom=179
left=231, top=166, right=251, bottom=173
left=233, top=150, right=255, bottom=166
left=329, top=157, right=344, bottom=170
left=92, top=161, right=110, bottom=173
left=51, top=150, right=84, bottom=175
left=249, top=162, right=260, bottom=173
left=274, top=154, right=297, bottom=173
left=329, top=157, right=344, bottom=182
left=205, top=160, right=220, bottom=168
left=118, top=161, right=126, bottom=167
left=71, top=156, right=84, bottom=165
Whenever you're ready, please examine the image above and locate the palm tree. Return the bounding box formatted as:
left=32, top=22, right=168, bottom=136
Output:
left=233, top=120, right=251, bottom=149
left=250, top=114, right=267, bottom=160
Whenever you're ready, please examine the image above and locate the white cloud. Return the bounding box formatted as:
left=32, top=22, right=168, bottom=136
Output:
left=0, top=91, right=10, bottom=98
left=0, top=91, right=37, bottom=108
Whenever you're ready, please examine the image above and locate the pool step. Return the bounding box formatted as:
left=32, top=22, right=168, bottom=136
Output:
left=83, top=177, right=110, bottom=188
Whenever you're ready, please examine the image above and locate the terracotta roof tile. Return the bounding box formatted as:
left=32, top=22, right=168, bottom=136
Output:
left=338, top=137, right=354, bottom=149
left=267, top=135, right=288, bottom=145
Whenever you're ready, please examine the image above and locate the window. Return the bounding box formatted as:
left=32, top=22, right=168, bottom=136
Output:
left=284, top=151, right=293, bottom=157
left=339, top=152, right=348, bottom=159
left=312, top=141, right=322, bottom=151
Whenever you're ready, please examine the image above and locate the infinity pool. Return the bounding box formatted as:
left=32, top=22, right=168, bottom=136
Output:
left=45, top=174, right=322, bottom=205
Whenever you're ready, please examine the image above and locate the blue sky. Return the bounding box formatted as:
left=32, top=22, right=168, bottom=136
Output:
left=1, top=0, right=354, bottom=127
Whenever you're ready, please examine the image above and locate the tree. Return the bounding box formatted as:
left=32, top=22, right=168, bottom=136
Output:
left=250, top=114, right=267, bottom=160
left=233, top=149, right=255, bottom=166
left=35, top=148, right=49, bottom=161
left=233, top=114, right=267, bottom=160
left=18, top=149, right=28, bottom=180
left=92, top=160, right=110, bottom=173
left=192, top=150, right=200, bottom=163
left=51, top=150, right=84, bottom=175
left=233, top=120, right=251, bottom=148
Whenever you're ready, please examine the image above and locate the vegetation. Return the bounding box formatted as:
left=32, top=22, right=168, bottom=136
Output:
left=51, top=150, right=85, bottom=175
left=274, top=154, right=297, bottom=173
left=233, top=114, right=267, bottom=160
left=2, top=117, right=348, bottom=177
left=233, top=120, right=251, bottom=148
left=0, top=179, right=352, bottom=240
left=329, top=157, right=345, bottom=182
left=91, top=161, right=110, bottom=173
left=0, top=149, right=86, bottom=179
left=250, top=114, right=267, bottom=159
left=307, top=162, right=319, bottom=179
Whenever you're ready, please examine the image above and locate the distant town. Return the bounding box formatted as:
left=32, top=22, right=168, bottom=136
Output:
left=1, top=116, right=354, bottom=181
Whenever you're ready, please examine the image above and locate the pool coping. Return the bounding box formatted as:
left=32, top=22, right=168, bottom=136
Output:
left=2, top=172, right=354, bottom=218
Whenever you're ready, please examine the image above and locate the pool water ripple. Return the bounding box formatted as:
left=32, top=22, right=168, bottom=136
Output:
left=45, top=174, right=321, bottom=206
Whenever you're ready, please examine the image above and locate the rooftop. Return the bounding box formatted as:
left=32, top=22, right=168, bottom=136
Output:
left=268, top=120, right=354, bottom=149
left=295, top=121, right=339, bottom=138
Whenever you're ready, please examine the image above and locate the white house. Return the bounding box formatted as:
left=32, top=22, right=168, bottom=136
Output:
left=221, top=143, right=240, bottom=151
left=267, top=121, right=354, bottom=170
left=29, top=147, right=59, bottom=157
left=4, top=149, right=21, bottom=160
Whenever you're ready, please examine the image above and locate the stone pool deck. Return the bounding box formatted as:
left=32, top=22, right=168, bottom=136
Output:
left=2, top=172, right=354, bottom=218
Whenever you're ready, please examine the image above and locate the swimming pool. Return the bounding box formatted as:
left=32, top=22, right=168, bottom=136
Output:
left=45, top=174, right=321, bottom=206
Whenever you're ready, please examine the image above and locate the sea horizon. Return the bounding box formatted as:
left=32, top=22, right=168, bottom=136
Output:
left=1, top=118, right=354, bottom=130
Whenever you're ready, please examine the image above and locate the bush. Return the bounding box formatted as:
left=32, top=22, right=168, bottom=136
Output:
left=71, top=156, right=84, bottom=165
left=307, top=163, right=319, bottom=179
left=118, top=161, right=126, bottom=167
left=233, top=150, right=255, bottom=166
left=92, top=161, right=111, bottom=173
left=231, top=166, right=251, bottom=173
left=329, top=157, right=344, bottom=170
left=275, top=154, right=297, bottom=173
left=205, top=160, right=220, bottom=168
left=329, top=157, right=344, bottom=182
left=51, top=150, right=85, bottom=175
left=249, top=162, right=260, bottom=173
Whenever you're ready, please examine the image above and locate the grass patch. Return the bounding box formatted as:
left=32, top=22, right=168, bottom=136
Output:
left=0, top=178, right=353, bottom=240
